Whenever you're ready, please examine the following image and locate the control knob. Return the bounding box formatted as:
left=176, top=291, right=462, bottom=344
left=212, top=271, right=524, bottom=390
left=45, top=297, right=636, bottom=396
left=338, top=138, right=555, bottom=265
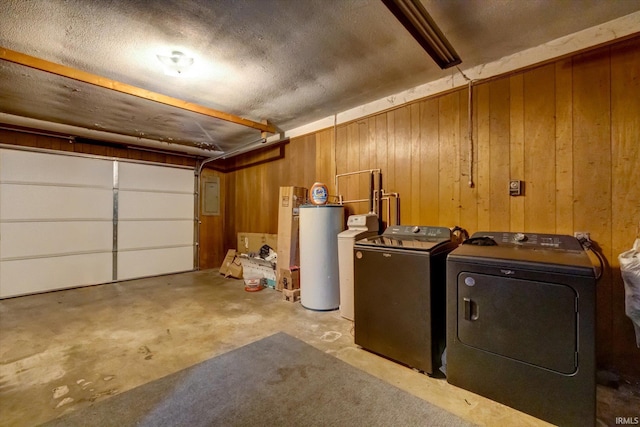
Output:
left=514, top=232, right=527, bottom=242
left=412, top=226, right=421, bottom=234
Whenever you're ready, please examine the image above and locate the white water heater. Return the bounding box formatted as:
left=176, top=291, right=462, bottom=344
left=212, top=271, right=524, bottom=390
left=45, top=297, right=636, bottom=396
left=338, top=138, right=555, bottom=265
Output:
left=299, top=204, right=344, bottom=311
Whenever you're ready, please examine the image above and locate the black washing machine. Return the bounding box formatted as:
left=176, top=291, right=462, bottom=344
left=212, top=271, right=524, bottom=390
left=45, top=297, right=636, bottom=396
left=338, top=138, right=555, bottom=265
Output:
left=446, top=231, right=598, bottom=427
left=354, top=225, right=458, bottom=375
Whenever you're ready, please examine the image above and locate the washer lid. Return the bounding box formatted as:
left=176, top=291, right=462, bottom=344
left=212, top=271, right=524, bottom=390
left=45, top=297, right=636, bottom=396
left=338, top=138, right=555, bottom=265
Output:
left=355, top=225, right=454, bottom=251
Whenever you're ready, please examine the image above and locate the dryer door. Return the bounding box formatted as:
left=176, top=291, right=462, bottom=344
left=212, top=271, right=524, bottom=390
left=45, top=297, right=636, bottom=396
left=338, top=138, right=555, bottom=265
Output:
left=457, top=272, right=577, bottom=374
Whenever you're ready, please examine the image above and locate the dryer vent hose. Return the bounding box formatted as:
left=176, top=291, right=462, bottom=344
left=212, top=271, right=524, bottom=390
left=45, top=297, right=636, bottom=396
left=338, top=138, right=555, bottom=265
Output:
left=451, top=226, right=470, bottom=244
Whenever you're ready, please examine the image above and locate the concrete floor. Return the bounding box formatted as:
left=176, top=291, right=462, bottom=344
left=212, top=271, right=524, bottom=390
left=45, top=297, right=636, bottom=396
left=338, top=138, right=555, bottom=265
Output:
left=0, top=269, right=637, bottom=426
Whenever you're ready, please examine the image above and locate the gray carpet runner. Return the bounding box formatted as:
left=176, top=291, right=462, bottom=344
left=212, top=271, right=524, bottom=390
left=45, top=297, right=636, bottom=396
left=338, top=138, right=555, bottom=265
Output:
left=42, top=332, right=474, bottom=426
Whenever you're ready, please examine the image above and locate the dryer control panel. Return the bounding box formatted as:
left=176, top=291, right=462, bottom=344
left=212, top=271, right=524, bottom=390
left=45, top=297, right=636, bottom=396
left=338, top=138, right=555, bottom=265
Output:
left=472, top=231, right=583, bottom=251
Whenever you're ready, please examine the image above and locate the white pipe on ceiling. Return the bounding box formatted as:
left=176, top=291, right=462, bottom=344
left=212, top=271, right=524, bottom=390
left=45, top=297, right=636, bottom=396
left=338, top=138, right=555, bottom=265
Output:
left=0, top=113, right=225, bottom=158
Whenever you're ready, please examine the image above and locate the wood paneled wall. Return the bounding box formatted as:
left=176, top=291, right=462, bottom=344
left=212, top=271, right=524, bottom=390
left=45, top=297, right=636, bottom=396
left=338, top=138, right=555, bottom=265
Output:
left=218, top=136, right=319, bottom=252
left=198, top=168, right=225, bottom=269
left=222, top=36, right=640, bottom=379
left=0, top=130, right=197, bottom=166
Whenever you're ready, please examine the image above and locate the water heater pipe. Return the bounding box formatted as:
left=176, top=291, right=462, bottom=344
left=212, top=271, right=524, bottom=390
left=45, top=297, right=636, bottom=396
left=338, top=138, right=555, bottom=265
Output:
left=335, top=169, right=381, bottom=211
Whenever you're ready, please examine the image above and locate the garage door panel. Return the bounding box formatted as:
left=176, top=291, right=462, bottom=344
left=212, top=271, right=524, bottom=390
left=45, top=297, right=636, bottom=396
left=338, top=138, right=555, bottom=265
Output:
left=118, top=220, right=193, bottom=250
left=118, top=191, right=193, bottom=219
left=118, top=247, right=193, bottom=281
left=0, top=150, right=113, bottom=186
left=1, top=184, right=113, bottom=220
left=116, top=163, right=194, bottom=280
left=0, top=253, right=113, bottom=298
left=118, top=162, right=193, bottom=193
left=1, top=221, right=113, bottom=259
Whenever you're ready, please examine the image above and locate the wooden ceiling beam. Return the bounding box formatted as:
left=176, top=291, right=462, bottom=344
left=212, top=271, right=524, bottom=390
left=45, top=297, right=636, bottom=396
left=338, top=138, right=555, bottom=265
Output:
left=0, top=47, right=277, bottom=134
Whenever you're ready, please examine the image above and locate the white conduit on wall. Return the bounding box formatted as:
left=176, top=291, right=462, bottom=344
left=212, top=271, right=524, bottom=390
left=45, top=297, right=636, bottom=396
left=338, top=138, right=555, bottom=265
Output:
left=468, top=79, right=475, bottom=188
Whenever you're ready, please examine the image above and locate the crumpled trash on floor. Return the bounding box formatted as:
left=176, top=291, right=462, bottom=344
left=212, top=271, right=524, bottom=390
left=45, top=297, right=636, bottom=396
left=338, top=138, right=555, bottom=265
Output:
left=259, top=244, right=277, bottom=261
left=619, top=238, right=640, bottom=347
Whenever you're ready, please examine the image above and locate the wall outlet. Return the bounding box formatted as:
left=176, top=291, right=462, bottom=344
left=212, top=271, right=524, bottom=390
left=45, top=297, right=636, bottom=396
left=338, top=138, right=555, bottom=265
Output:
left=509, top=180, right=523, bottom=196
left=574, top=232, right=591, bottom=241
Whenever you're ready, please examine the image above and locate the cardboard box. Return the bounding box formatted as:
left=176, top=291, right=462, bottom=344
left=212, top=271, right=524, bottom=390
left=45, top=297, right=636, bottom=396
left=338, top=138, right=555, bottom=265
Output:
left=219, top=249, right=243, bottom=279
left=283, top=288, right=301, bottom=303
left=277, top=267, right=300, bottom=291
left=276, top=186, right=307, bottom=280
left=239, top=256, right=277, bottom=288
left=237, top=232, right=278, bottom=255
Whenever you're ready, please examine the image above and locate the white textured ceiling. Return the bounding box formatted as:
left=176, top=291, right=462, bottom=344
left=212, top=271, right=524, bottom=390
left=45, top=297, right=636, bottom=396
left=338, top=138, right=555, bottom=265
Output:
left=1, top=0, right=639, bottom=155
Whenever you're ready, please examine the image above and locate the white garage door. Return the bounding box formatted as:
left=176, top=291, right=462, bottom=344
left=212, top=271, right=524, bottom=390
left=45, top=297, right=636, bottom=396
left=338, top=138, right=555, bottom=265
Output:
left=116, top=161, right=194, bottom=281
left=0, top=148, right=195, bottom=298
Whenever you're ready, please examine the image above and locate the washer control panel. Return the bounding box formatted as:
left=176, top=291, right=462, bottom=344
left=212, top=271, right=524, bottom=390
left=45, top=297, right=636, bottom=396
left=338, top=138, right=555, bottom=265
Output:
left=383, top=225, right=452, bottom=241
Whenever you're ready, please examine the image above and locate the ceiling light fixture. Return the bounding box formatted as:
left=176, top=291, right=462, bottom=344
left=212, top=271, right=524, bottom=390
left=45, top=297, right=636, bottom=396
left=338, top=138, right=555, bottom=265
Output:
left=382, top=0, right=461, bottom=69
left=156, top=50, right=194, bottom=76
